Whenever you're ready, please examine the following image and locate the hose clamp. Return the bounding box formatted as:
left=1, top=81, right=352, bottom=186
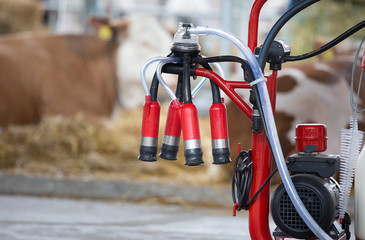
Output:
left=249, top=77, right=267, bottom=86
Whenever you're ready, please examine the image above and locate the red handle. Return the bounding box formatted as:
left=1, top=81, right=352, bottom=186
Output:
left=248, top=0, right=268, bottom=51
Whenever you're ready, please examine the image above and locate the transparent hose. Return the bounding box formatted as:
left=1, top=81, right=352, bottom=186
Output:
left=193, top=25, right=331, bottom=240
left=156, top=57, right=181, bottom=101
left=140, top=56, right=176, bottom=96
left=192, top=62, right=225, bottom=98
left=194, top=26, right=263, bottom=80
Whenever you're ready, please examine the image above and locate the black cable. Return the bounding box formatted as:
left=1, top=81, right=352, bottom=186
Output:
left=258, top=0, right=320, bottom=71
left=232, top=150, right=253, bottom=211
left=232, top=150, right=278, bottom=211
left=246, top=168, right=278, bottom=208
left=286, top=20, right=365, bottom=62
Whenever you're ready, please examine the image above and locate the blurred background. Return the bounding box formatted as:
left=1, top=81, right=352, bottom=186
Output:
left=0, top=0, right=364, bottom=188
left=2, top=0, right=364, bottom=52
left=0, top=2, right=364, bottom=239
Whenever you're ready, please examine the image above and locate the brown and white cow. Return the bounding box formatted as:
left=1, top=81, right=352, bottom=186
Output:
left=0, top=33, right=118, bottom=126
left=226, top=50, right=364, bottom=180
left=0, top=15, right=173, bottom=127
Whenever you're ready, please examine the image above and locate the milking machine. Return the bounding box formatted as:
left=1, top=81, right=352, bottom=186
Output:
left=138, top=0, right=365, bottom=239
left=271, top=124, right=344, bottom=239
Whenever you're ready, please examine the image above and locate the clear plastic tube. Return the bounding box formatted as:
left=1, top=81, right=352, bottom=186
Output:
left=193, top=25, right=331, bottom=240
left=192, top=62, right=225, bottom=98
left=193, top=26, right=263, bottom=80
left=213, top=62, right=226, bottom=97
left=212, top=62, right=225, bottom=79
left=156, top=57, right=181, bottom=101
left=140, top=56, right=176, bottom=96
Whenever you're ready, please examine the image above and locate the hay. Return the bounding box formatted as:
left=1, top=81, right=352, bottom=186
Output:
left=0, top=0, right=44, bottom=34
left=0, top=105, right=228, bottom=186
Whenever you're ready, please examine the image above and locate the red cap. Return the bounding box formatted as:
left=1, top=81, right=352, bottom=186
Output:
left=295, top=124, right=327, bottom=152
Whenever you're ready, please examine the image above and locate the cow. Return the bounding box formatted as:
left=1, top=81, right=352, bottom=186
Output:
left=225, top=47, right=364, bottom=182
left=0, top=15, right=173, bottom=127
left=115, top=15, right=174, bottom=109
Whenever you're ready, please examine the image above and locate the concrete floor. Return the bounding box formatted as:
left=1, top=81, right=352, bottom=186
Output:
left=0, top=195, right=267, bottom=240
left=0, top=194, right=356, bottom=240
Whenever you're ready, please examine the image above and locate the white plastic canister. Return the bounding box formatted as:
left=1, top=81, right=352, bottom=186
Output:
left=355, top=145, right=365, bottom=240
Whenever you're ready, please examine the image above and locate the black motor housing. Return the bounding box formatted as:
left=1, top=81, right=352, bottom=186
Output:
left=287, top=150, right=340, bottom=178
left=271, top=174, right=340, bottom=239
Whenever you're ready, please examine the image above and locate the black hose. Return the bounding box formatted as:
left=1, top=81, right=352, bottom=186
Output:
left=193, top=55, right=255, bottom=82
left=162, top=55, right=256, bottom=102
left=162, top=55, right=255, bottom=83
left=196, top=56, right=222, bottom=104
left=258, top=0, right=320, bottom=71
left=150, top=73, right=159, bottom=101
left=193, top=55, right=246, bottom=65
left=254, top=0, right=320, bottom=145
left=162, top=64, right=195, bottom=76
left=182, top=53, right=193, bottom=104
left=244, top=2, right=322, bottom=204
left=286, top=20, right=365, bottom=62
left=176, top=74, right=183, bottom=102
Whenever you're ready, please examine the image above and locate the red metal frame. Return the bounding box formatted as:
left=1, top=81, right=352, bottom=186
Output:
left=249, top=73, right=276, bottom=240
left=195, top=68, right=277, bottom=240
left=248, top=1, right=275, bottom=239
left=248, top=0, right=267, bottom=51
left=197, top=1, right=276, bottom=238
left=194, top=68, right=253, bottom=118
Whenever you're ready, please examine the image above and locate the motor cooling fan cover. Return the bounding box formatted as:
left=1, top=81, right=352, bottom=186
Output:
left=271, top=174, right=339, bottom=239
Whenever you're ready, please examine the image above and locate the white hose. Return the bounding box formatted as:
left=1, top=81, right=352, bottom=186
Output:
left=155, top=57, right=181, bottom=101
left=212, top=62, right=226, bottom=97
left=193, top=25, right=331, bottom=240
left=194, top=26, right=261, bottom=80
left=140, top=56, right=177, bottom=96
left=212, top=62, right=225, bottom=79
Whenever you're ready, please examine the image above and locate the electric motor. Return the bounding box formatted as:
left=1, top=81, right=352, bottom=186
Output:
left=271, top=174, right=340, bottom=239
left=271, top=124, right=343, bottom=239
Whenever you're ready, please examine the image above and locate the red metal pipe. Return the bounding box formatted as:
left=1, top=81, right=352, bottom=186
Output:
left=194, top=68, right=253, bottom=119
left=267, top=71, right=278, bottom=108
left=225, top=81, right=251, bottom=89
left=249, top=133, right=272, bottom=240
left=249, top=72, right=277, bottom=240
left=248, top=0, right=267, bottom=51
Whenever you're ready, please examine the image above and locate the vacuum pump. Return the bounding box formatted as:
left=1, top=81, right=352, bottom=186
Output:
left=271, top=124, right=345, bottom=239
